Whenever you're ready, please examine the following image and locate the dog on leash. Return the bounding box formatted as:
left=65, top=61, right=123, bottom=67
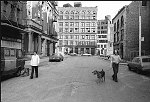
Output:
left=92, top=69, right=105, bottom=83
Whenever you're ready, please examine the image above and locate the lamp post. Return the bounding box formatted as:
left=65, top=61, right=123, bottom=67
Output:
left=139, top=1, right=141, bottom=57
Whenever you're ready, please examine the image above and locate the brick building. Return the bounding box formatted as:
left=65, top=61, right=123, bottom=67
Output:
left=57, top=2, right=97, bottom=55
left=112, top=1, right=150, bottom=60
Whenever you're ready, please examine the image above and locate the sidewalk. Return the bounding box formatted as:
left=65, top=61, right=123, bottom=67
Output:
left=24, top=56, right=49, bottom=68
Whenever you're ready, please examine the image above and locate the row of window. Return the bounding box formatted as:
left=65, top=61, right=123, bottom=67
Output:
left=114, top=16, right=124, bottom=32
left=59, top=35, right=95, bottom=40
left=97, top=26, right=108, bottom=29
left=97, top=35, right=107, bottom=38
left=97, top=40, right=108, bottom=43
left=97, top=31, right=108, bottom=34
left=97, top=44, right=107, bottom=48
left=59, top=40, right=96, bottom=46
left=97, top=21, right=108, bottom=25
left=59, top=28, right=96, bottom=33
left=59, top=10, right=97, bottom=15
left=114, top=29, right=124, bottom=43
left=59, top=22, right=96, bottom=27
left=59, top=15, right=96, bottom=20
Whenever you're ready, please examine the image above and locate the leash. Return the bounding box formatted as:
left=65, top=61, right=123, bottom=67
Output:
left=104, top=67, right=113, bottom=72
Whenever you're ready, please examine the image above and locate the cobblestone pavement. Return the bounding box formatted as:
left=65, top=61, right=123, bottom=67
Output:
left=1, top=56, right=150, bottom=102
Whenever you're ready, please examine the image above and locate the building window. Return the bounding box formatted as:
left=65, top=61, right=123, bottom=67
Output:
left=88, top=10, right=91, bottom=14
left=86, top=28, right=90, bottom=33
left=91, top=35, right=95, bottom=40
left=121, top=16, right=124, bottom=27
left=93, top=16, right=96, bottom=19
left=93, top=11, right=96, bottom=14
left=81, top=28, right=85, bottom=33
left=98, top=31, right=100, bottom=34
left=91, top=22, right=96, bottom=27
left=65, top=15, right=69, bottom=19
left=59, top=11, right=63, bottom=14
left=114, top=23, right=116, bottom=32
left=101, top=26, right=103, bottom=29
left=65, top=28, right=69, bottom=33
left=59, top=28, right=63, bottom=32
left=87, top=16, right=90, bottom=19
left=75, top=11, right=79, bottom=14
left=75, top=15, right=79, bottom=19
left=70, top=15, right=74, bottom=19
left=70, top=28, right=74, bottom=33
left=65, top=35, right=68, bottom=39
left=70, top=11, right=74, bottom=14
left=65, top=22, right=69, bottom=26
left=81, top=22, right=85, bottom=27
left=91, top=28, right=96, bottom=33
left=59, top=22, right=63, bottom=26
left=104, top=26, right=107, bottom=29
left=70, top=35, right=73, bottom=39
left=81, top=15, right=85, bottom=19
left=86, top=22, right=90, bottom=27
left=59, top=15, right=63, bottom=19
left=98, top=35, right=107, bottom=38
left=75, top=28, right=79, bottom=33
left=82, top=35, right=85, bottom=39
left=59, top=40, right=63, bottom=45
left=65, top=11, right=69, bottom=14
left=98, top=40, right=108, bottom=43
left=117, top=19, right=119, bottom=31
left=81, top=10, right=85, bottom=14
left=70, top=41, right=73, bottom=45
left=104, top=45, right=106, bottom=48
left=75, top=22, right=79, bottom=27
left=101, top=31, right=107, bottom=34
left=70, top=22, right=74, bottom=26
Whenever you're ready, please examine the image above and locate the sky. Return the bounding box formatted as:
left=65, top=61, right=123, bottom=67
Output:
left=57, top=1, right=132, bottom=20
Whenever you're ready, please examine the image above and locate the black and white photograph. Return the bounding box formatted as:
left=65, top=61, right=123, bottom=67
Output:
left=1, top=1, right=150, bottom=102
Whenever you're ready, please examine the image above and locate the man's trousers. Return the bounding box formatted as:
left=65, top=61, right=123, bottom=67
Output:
left=30, top=66, right=38, bottom=78
left=112, top=63, right=119, bottom=81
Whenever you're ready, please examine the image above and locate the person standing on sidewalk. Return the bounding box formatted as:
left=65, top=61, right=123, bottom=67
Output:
left=110, top=50, right=122, bottom=82
left=30, top=51, right=40, bottom=79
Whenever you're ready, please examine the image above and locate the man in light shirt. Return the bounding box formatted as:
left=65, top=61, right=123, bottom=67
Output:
left=30, top=51, right=40, bottom=79
left=110, top=50, right=122, bottom=82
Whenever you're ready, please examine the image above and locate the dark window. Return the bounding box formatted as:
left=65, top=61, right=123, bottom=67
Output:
left=142, top=58, right=150, bottom=62
left=142, top=1, right=147, bottom=6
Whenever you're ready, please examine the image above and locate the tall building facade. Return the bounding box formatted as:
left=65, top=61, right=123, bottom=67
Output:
left=24, top=1, right=58, bottom=57
left=112, top=1, right=150, bottom=60
left=96, top=15, right=113, bottom=56
left=57, top=2, right=98, bottom=55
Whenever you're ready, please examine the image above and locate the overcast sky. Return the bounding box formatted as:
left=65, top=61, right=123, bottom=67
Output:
left=58, top=1, right=132, bottom=20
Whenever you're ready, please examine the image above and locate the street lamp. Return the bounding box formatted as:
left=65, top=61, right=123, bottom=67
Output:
left=139, top=1, right=141, bottom=57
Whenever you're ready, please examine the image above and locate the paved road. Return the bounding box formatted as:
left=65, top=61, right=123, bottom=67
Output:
left=1, top=56, right=150, bottom=102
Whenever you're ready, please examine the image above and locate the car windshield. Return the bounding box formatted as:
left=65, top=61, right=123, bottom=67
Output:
left=142, top=58, right=150, bottom=62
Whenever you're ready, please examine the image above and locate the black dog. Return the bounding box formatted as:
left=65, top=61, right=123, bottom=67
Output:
left=92, top=69, right=105, bottom=83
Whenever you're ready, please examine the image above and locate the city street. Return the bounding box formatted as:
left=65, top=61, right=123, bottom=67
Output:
left=1, top=56, right=150, bottom=102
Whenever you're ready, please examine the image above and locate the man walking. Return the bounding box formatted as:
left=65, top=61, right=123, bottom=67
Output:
left=110, top=50, right=122, bottom=82
left=30, top=51, right=40, bottom=79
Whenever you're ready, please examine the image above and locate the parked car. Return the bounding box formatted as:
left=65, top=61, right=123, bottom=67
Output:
left=82, top=53, right=92, bottom=56
left=70, top=53, right=77, bottom=56
left=49, top=53, right=64, bottom=62
left=127, top=56, right=150, bottom=73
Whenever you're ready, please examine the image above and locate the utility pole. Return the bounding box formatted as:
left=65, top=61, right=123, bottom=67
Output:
left=139, top=1, right=141, bottom=57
